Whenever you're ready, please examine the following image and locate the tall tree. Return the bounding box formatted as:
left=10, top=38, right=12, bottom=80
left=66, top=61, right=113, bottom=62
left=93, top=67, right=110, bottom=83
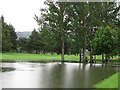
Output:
left=67, top=2, right=100, bottom=63
left=35, top=1, right=70, bottom=62
left=17, top=37, right=30, bottom=53
left=35, top=1, right=119, bottom=62
left=1, top=16, right=12, bottom=52
left=29, top=29, right=44, bottom=54
left=92, top=26, right=118, bottom=62
left=65, top=2, right=90, bottom=63
left=1, top=15, right=17, bottom=52
left=8, top=24, right=17, bottom=51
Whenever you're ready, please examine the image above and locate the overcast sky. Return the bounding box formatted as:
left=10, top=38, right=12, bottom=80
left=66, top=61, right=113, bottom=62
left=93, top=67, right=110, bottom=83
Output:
left=0, top=0, right=120, bottom=32
left=0, top=0, right=45, bottom=32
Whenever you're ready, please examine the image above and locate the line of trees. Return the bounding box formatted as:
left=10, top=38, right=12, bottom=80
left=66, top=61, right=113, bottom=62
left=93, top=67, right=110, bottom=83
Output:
left=1, top=1, right=120, bottom=63
left=34, top=1, right=120, bottom=62
left=1, top=16, right=17, bottom=52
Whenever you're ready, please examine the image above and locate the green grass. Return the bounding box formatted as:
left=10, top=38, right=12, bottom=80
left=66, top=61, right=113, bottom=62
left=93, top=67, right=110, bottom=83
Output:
left=0, top=53, right=2, bottom=60
left=1, top=52, right=79, bottom=61
left=93, top=72, right=120, bottom=88
left=0, top=52, right=119, bottom=62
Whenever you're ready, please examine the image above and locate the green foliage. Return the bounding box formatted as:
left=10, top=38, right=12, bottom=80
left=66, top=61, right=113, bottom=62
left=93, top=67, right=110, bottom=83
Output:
left=34, top=1, right=119, bottom=61
left=92, top=26, right=118, bottom=55
left=17, top=37, right=30, bottom=52
left=29, top=29, right=45, bottom=53
left=113, top=27, right=120, bottom=56
left=2, top=23, right=13, bottom=51
left=1, top=15, right=17, bottom=52
left=1, top=1, right=119, bottom=60
left=115, top=18, right=120, bottom=56
left=118, top=29, right=120, bottom=56
left=35, top=1, right=72, bottom=61
left=9, top=24, right=17, bottom=50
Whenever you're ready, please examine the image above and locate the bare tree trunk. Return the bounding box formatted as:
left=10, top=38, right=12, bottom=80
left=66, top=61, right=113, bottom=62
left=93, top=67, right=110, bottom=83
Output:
left=82, top=15, right=87, bottom=63
left=51, top=52, right=53, bottom=55
left=61, top=41, right=64, bottom=62
left=79, top=49, right=82, bottom=63
left=43, top=52, right=45, bottom=55
left=36, top=50, right=38, bottom=54
left=108, top=54, right=110, bottom=61
left=102, top=53, right=104, bottom=62
left=94, top=55, right=96, bottom=63
left=83, top=47, right=86, bottom=63
left=94, top=55, right=96, bottom=60
left=90, top=47, right=93, bottom=63
left=105, top=54, right=107, bottom=62
left=105, top=53, right=109, bottom=62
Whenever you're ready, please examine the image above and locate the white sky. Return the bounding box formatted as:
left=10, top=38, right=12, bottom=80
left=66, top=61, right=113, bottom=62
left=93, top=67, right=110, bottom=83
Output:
left=0, top=0, right=45, bottom=32
left=0, top=0, right=119, bottom=32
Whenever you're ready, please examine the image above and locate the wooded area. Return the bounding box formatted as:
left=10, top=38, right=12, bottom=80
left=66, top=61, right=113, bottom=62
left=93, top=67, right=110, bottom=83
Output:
left=1, top=1, right=120, bottom=63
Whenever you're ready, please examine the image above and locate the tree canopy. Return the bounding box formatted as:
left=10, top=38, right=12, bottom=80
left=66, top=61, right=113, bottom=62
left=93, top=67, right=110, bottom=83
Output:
left=34, top=1, right=119, bottom=62
left=1, top=15, right=17, bottom=52
left=1, top=1, right=120, bottom=63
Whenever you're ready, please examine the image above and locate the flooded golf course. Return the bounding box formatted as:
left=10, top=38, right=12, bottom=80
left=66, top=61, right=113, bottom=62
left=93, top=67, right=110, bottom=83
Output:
left=0, top=62, right=118, bottom=88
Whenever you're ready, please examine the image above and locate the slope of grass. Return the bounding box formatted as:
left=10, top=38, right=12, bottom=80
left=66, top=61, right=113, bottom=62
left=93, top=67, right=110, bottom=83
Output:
left=93, top=72, right=119, bottom=88
left=1, top=52, right=119, bottom=62
left=1, top=52, right=79, bottom=61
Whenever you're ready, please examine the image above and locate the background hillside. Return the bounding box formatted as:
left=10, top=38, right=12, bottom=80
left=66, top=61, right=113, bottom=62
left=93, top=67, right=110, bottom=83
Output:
left=16, top=32, right=31, bottom=39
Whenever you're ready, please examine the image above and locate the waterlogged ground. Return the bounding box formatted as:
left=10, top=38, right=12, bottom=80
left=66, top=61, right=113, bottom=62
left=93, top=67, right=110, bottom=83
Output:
left=0, top=62, right=118, bottom=88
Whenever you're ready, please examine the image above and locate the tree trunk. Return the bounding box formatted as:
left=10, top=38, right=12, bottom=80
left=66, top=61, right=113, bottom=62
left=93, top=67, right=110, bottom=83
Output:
left=36, top=50, right=38, bottom=54
left=42, top=51, right=45, bottom=55
left=82, top=15, right=87, bottom=63
left=105, top=53, right=109, bottom=62
left=105, top=54, right=107, bottom=62
left=94, top=55, right=96, bottom=63
left=61, top=41, right=64, bottom=62
left=79, top=49, right=82, bottom=63
left=90, top=47, right=93, bottom=63
left=94, top=55, right=96, bottom=60
left=51, top=52, right=53, bottom=55
left=108, top=54, right=110, bottom=61
left=83, top=47, right=86, bottom=63
left=102, top=53, right=104, bottom=62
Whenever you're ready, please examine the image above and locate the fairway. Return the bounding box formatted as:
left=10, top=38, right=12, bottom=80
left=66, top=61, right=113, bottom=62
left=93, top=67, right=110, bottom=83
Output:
left=1, top=52, right=80, bottom=61
left=1, top=52, right=119, bottom=62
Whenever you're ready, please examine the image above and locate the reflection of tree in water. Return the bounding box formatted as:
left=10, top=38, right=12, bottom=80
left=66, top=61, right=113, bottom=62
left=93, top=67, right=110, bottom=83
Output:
left=45, top=63, right=65, bottom=88
left=78, top=63, right=117, bottom=88
left=0, top=63, right=118, bottom=88
left=35, top=63, right=63, bottom=88
left=1, top=67, right=15, bottom=72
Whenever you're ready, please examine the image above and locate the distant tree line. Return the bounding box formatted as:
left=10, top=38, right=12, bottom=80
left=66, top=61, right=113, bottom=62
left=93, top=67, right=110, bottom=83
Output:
left=1, top=1, right=120, bottom=63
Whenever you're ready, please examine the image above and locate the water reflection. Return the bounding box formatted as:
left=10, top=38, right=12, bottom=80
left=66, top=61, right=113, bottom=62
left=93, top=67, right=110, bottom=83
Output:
left=0, top=62, right=118, bottom=88
left=1, top=67, right=15, bottom=72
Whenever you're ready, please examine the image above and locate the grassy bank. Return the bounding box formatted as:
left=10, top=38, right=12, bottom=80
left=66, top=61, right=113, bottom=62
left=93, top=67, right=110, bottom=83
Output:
left=1, top=52, right=79, bottom=61
left=93, top=72, right=119, bottom=88
left=1, top=52, right=119, bottom=62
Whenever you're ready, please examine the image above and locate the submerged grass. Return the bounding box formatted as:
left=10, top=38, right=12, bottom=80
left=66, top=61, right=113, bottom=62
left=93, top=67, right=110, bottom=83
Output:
left=93, top=72, right=120, bottom=88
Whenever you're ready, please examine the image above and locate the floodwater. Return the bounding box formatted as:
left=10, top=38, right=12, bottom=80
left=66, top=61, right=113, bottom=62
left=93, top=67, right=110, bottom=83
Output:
left=0, top=62, right=118, bottom=88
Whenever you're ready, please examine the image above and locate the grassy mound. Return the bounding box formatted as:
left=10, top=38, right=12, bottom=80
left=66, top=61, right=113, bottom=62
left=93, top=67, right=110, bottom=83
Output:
left=93, top=72, right=119, bottom=88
